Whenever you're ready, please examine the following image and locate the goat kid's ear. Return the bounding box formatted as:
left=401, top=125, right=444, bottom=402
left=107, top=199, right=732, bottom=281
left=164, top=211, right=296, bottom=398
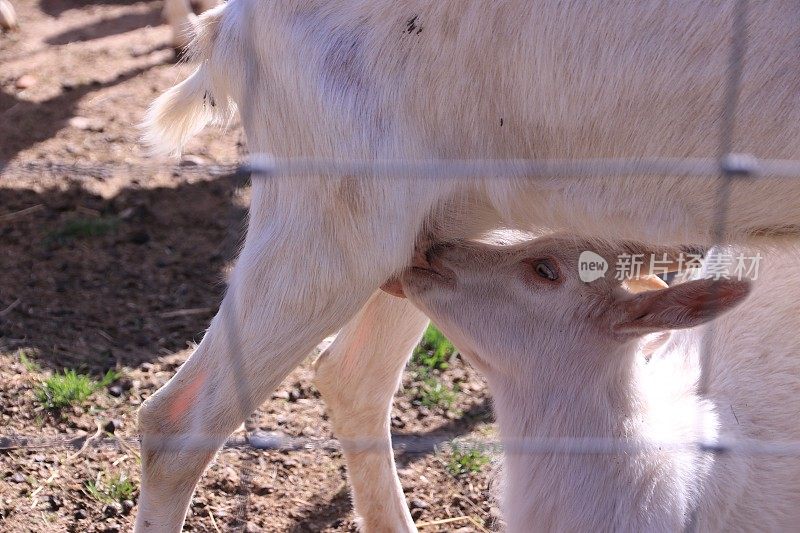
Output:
left=612, top=278, right=751, bottom=337
left=380, top=277, right=406, bottom=298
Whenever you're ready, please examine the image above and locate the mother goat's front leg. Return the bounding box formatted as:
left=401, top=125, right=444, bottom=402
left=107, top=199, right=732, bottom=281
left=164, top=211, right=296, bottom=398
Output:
left=133, top=199, right=421, bottom=532
left=314, top=291, right=428, bottom=533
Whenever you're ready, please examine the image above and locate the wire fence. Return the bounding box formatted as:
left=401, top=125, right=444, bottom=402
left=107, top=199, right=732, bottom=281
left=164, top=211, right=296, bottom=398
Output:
left=3, top=0, right=800, bottom=530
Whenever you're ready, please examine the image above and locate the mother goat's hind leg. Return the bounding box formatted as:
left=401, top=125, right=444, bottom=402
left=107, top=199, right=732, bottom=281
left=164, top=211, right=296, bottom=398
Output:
left=314, top=291, right=428, bottom=533
left=133, top=206, right=418, bottom=532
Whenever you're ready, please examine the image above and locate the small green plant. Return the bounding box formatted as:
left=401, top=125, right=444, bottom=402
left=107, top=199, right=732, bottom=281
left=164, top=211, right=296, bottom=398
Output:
left=412, top=325, right=456, bottom=371
left=446, top=443, right=491, bottom=476
left=85, top=472, right=136, bottom=503
left=418, top=375, right=458, bottom=409
left=46, top=216, right=118, bottom=244
left=36, top=369, right=118, bottom=409
left=17, top=349, right=41, bottom=373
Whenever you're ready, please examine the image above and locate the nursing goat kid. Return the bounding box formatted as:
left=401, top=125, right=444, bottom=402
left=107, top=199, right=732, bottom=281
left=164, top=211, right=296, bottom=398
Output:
left=137, top=1, right=800, bottom=531
left=387, top=237, right=800, bottom=532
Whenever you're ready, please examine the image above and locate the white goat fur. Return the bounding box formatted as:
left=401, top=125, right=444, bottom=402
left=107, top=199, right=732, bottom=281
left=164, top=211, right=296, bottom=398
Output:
left=397, top=237, right=800, bottom=532
left=137, top=1, right=800, bottom=531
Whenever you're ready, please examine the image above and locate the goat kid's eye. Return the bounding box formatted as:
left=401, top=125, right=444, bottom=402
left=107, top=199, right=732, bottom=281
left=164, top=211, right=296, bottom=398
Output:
left=533, top=259, right=559, bottom=281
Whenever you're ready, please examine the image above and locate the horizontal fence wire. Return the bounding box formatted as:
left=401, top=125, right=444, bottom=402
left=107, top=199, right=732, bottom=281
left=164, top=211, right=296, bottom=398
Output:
left=4, top=154, right=800, bottom=182
left=7, top=432, right=800, bottom=457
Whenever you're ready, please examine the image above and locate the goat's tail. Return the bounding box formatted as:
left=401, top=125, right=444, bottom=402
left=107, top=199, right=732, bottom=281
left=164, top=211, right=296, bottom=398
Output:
left=142, top=5, right=238, bottom=156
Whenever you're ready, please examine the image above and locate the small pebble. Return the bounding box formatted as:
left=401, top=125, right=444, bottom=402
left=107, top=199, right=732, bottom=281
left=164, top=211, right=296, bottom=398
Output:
left=244, top=522, right=262, bottom=533
left=271, top=390, right=290, bottom=400
left=409, top=498, right=429, bottom=510
left=74, top=508, right=88, bottom=520
left=15, top=75, right=37, bottom=89
left=248, top=430, right=287, bottom=450
left=179, top=154, right=208, bottom=166
left=68, top=116, right=104, bottom=132
left=121, top=499, right=135, bottom=514
left=288, top=388, right=302, bottom=402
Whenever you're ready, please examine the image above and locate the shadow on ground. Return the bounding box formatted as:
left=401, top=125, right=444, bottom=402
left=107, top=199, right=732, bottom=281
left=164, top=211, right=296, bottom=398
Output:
left=0, top=61, right=169, bottom=162
left=287, top=485, right=352, bottom=532
left=39, top=0, right=160, bottom=17
left=45, top=6, right=163, bottom=45
left=0, top=171, right=247, bottom=372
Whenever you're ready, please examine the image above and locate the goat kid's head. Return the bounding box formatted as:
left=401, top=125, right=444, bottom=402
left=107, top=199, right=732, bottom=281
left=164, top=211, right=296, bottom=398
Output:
left=383, top=236, right=751, bottom=377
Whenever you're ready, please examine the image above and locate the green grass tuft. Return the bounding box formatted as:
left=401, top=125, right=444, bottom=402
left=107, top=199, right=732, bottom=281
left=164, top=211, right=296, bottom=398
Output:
left=412, top=325, right=456, bottom=371
left=36, top=369, right=118, bottom=409
left=418, top=375, right=458, bottom=409
left=85, top=472, right=136, bottom=503
left=446, top=443, right=491, bottom=476
left=46, top=216, right=118, bottom=244
left=17, top=349, right=41, bottom=373
left=409, top=325, right=460, bottom=409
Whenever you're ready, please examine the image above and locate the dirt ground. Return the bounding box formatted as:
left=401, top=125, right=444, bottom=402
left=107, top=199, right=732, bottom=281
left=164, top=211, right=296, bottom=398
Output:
left=0, top=1, right=499, bottom=531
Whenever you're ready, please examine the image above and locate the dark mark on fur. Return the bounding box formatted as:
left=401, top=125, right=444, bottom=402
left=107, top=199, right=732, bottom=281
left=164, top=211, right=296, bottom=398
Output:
left=730, top=405, right=739, bottom=425
left=203, top=90, right=216, bottom=108
left=500, top=118, right=504, bottom=127
left=405, top=15, right=422, bottom=34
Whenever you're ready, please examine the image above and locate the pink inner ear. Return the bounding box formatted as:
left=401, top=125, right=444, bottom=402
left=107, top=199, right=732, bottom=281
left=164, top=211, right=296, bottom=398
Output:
left=380, top=277, right=406, bottom=298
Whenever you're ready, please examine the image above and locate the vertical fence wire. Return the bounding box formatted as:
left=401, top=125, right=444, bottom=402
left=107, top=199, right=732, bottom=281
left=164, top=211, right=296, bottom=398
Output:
left=686, top=1, right=749, bottom=531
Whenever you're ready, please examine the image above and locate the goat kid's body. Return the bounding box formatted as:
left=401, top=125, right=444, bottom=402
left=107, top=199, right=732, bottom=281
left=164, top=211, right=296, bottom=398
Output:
left=139, top=1, right=800, bottom=531
left=400, top=238, right=800, bottom=532
left=462, top=245, right=800, bottom=532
